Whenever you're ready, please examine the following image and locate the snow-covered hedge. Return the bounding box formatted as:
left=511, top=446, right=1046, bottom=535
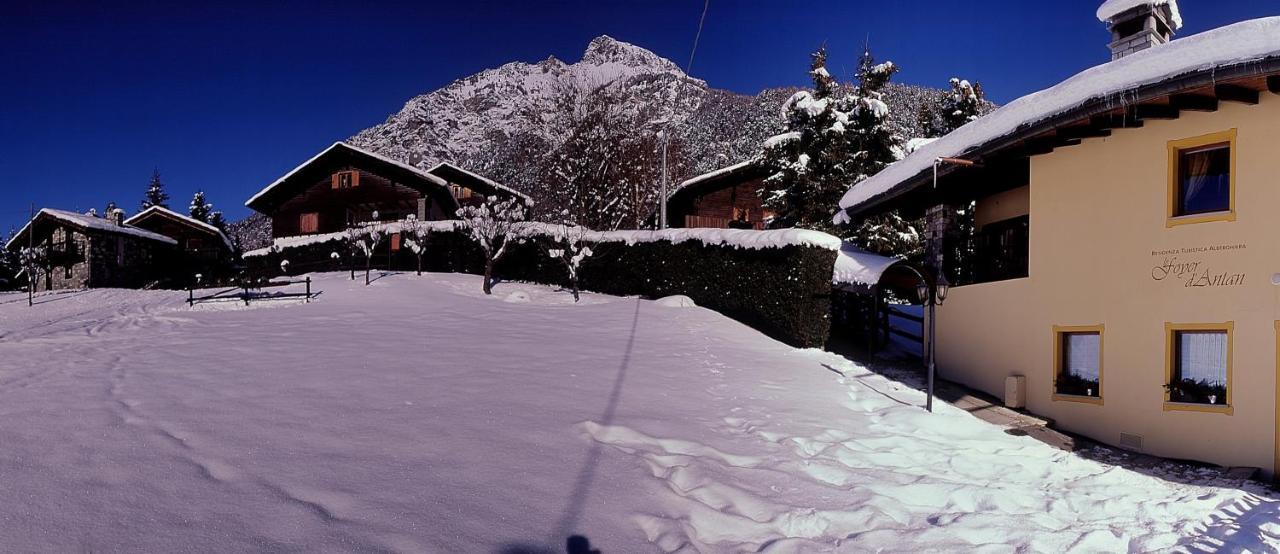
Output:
left=246, top=225, right=838, bottom=347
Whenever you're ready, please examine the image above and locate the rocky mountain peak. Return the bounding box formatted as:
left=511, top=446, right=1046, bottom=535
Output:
left=581, top=34, right=682, bottom=75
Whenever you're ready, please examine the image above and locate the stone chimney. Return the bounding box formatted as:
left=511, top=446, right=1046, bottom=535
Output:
left=111, top=208, right=125, bottom=226
left=1098, top=0, right=1181, bottom=60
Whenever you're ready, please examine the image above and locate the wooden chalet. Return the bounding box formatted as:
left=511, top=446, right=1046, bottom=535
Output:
left=5, top=208, right=177, bottom=291
left=125, top=205, right=236, bottom=281
left=245, top=142, right=530, bottom=239
left=666, top=161, right=773, bottom=230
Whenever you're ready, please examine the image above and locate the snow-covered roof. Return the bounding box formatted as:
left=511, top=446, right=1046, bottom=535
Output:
left=5, top=208, right=178, bottom=250
left=837, top=17, right=1280, bottom=219
left=1097, top=0, right=1182, bottom=31
left=669, top=160, right=757, bottom=198
left=425, top=162, right=533, bottom=203
left=245, top=141, right=450, bottom=208
left=125, top=205, right=234, bottom=251
left=833, top=243, right=906, bottom=287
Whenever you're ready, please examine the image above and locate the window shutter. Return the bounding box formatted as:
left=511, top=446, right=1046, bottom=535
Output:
left=351, top=171, right=360, bottom=187
left=331, top=173, right=340, bottom=189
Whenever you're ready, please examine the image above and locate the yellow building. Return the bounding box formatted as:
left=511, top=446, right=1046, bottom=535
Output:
left=836, top=7, right=1280, bottom=474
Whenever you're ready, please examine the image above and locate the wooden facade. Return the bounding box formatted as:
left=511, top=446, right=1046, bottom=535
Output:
left=246, top=142, right=529, bottom=239
left=125, top=206, right=236, bottom=282
left=667, top=162, right=773, bottom=230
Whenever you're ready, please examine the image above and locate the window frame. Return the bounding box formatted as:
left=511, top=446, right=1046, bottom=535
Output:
left=1163, top=322, right=1234, bottom=415
left=1166, top=129, right=1237, bottom=227
left=1052, top=324, right=1104, bottom=405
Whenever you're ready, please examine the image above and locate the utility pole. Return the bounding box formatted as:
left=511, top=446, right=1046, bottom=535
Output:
left=659, top=135, right=669, bottom=229
left=27, top=203, right=34, bottom=307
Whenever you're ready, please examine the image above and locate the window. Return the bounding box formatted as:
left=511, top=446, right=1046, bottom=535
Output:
left=1167, top=129, right=1236, bottom=226
left=332, top=171, right=359, bottom=189
left=450, top=184, right=473, bottom=200
left=299, top=212, right=320, bottom=234
left=969, top=215, right=1030, bottom=283
left=1164, top=323, right=1233, bottom=414
left=187, top=237, right=203, bottom=251
left=1052, top=325, right=1103, bottom=404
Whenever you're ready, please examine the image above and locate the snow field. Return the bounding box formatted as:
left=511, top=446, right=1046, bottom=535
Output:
left=0, top=273, right=1276, bottom=552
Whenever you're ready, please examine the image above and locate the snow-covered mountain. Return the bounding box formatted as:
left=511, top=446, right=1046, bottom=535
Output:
left=231, top=35, right=962, bottom=249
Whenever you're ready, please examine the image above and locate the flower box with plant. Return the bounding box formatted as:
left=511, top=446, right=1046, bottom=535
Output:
left=1164, top=378, right=1227, bottom=405
left=1055, top=373, right=1100, bottom=398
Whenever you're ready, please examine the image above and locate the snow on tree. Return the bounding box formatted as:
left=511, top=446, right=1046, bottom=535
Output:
left=141, top=169, right=170, bottom=210
left=189, top=191, right=213, bottom=223
left=18, top=245, right=48, bottom=304
left=540, top=83, right=685, bottom=230
left=919, top=77, right=986, bottom=138
left=758, top=46, right=904, bottom=234
left=208, top=211, right=227, bottom=231
left=401, top=214, right=432, bottom=275
left=348, top=224, right=384, bottom=285
left=458, top=196, right=528, bottom=295
left=545, top=210, right=593, bottom=302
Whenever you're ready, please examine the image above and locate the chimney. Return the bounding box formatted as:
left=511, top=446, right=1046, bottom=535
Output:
left=1098, top=1, right=1181, bottom=60
left=111, top=208, right=125, bottom=226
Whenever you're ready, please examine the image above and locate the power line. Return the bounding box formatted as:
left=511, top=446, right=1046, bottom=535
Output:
left=659, top=0, right=711, bottom=230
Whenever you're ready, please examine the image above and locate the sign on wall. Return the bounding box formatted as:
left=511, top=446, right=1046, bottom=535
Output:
left=1150, top=243, right=1246, bottom=288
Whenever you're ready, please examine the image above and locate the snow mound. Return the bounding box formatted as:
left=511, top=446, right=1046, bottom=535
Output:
left=503, top=290, right=532, bottom=303
left=654, top=295, right=696, bottom=308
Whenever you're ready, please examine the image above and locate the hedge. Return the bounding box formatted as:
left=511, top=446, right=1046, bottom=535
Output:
left=245, top=228, right=837, bottom=348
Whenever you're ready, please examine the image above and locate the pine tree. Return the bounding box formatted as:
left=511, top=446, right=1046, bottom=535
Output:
left=189, top=191, right=213, bottom=223
left=921, top=77, right=986, bottom=138
left=208, top=211, right=226, bottom=230
left=841, top=48, right=926, bottom=259
left=0, top=228, right=18, bottom=290
left=141, top=169, right=170, bottom=210
left=758, top=45, right=905, bottom=234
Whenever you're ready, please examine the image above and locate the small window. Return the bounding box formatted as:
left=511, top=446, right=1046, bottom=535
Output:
left=332, top=171, right=358, bottom=189
left=1167, top=129, right=1236, bottom=226
left=451, top=184, right=472, bottom=200
left=1053, top=325, right=1103, bottom=403
left=1165, top=323, right=1232, bottom=413
left=299, top=212, right=320, bottom=234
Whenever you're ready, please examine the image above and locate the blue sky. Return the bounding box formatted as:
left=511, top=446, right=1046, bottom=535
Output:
left=1, top=0, right=1274, bottom=233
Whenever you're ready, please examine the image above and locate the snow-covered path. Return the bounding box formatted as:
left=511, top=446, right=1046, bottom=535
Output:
left=0, top=274, right=1277, bottom=552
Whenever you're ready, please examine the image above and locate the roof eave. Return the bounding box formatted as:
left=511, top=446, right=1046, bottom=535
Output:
left=841, top=57, right=1280, bottom=219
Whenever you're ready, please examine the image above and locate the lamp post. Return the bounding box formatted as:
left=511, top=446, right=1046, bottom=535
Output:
left=917, top=273, right=950, bottom=412
left=920, top=156, right=972, bottom=412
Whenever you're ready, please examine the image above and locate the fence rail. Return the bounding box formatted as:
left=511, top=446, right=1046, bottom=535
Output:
left=187, top=276, right=315, bottom=307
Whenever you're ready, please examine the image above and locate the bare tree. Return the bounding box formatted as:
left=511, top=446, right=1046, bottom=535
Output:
left=401, top=214, right=431, bottom=276
left=350, top=224, right=383, bottom=285
left=545, top=211, right=594, bottom=302
left=458, top=196, right=528, bottom=294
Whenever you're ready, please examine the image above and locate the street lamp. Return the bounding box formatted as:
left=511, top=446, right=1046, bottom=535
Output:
left=920, top=272, right=949, bottom=412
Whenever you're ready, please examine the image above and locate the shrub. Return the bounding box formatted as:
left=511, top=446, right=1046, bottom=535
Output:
left=245, top=228, right=837, bottom=348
